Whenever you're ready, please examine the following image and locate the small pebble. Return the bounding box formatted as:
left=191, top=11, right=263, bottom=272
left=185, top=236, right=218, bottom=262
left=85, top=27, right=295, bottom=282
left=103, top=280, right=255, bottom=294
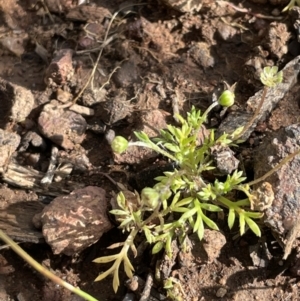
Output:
left=113, top=60, right=138, bottom=88
left=57, top=88, right=72, bottom=103
left=122, top=293, right=135, bottom=301
left=219, top=278, right=226, bottom=285
left=271, top=8, right=281, bottom=16
left=216, top=287, right=227, bottom=298
left=17, top=292, right=27, bottom=301
left=105, top=129, right=115, bottom=145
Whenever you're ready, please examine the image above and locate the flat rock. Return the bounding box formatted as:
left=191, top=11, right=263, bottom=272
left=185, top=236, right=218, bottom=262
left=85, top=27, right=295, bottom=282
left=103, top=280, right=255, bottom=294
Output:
left=38, top=100, right=87, bottom=150
left=0, top=77, right=35, bottom=127
left=35, top=186, right=112, bottom=255
left=45, top=49, right=74, bottom=85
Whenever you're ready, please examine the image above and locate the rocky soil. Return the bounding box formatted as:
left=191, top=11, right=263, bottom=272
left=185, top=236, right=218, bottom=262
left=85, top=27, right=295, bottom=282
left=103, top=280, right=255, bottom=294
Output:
left=1, top=0, right=300, bottom=300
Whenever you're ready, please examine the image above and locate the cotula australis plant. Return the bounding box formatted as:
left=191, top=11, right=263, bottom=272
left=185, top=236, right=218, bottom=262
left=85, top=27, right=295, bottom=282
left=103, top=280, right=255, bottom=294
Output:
left=94, top=67, right=284, bottom=293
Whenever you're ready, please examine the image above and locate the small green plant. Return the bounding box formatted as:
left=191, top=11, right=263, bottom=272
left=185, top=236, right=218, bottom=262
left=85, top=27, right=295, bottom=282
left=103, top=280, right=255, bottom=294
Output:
left=94, top=67, right=284, bottom=293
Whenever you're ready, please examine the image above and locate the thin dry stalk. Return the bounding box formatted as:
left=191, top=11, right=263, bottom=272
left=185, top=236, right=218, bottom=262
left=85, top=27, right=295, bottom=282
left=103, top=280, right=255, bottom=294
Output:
left=64, top=4, right=146, bottom=109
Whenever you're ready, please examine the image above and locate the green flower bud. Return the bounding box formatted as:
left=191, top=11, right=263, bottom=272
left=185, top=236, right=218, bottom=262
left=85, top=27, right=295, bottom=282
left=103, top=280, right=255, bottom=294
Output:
left=111, top=136, right=128, bottom=154
left=218, top=90, right=235, bottom=107
left=141, top=187, right=160, bottom=209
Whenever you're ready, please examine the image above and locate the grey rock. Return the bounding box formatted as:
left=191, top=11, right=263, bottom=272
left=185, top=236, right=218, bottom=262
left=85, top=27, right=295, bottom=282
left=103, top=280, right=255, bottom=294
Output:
left=253, top=124, right=300, bottom=238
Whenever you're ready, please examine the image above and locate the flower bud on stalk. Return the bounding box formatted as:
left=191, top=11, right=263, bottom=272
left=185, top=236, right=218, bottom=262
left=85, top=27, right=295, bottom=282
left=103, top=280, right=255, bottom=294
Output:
left=111, top=136, right=129, bottom=154
left=218, top=90, right=235, bottom=107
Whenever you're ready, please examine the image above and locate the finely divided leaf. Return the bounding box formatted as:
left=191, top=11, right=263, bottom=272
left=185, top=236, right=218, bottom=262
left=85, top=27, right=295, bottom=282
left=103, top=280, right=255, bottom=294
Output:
left=227, top=209, right=235, bottom=229
left=245, top=217, right=261, bottom=237
left=152, top=241, right=164, bottom=254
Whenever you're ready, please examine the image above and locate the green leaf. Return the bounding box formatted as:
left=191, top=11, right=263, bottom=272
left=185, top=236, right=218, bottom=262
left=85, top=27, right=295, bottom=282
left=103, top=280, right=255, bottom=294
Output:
left=197, top=220, right=204, bottom=240
left=245, top=211, right=264, bottom=219
left=234, top=199, right=251, bottom=207
left=113, top=268, right=120, bottom=293
left=152, top=241, right=165, bottom=254
left=94, top=266, right=114, bottom=282
left=164, top=278, right=174, bottom=289
left=165, top=235, right=172, bottom=255
left=170, top=192, right=181, bottom=207
left=119, top=217, right=133, bottom=228
left=123, top=255, right=134, bottom=278
left=198, top=184, right=216, bottom=200
left=110, top=209, right=128, bottom=215
left=193, top=212, right=202, bottom=232
left=116, top=192, right=126, bottom=209
left=181, top=136, right=196, bottom=147
left=174, top=127, right=183, bottom=141
left=93, top=254, right=118, bottom=263
left=175, top=197, right=194, bottom=207
left=162, top=199, right=168, bottom=210
left=166, top=125, right=176, bottom=137
left=134, top=131, right=150, bottom=142
left=239, top=213, right=245, bottom=236
left=143, top=226, right=153, bottom=244
left=200, top=203, right=222, bottom=212
left=154, top=175, right=168, bottom=182
left=201, top=214, right=219, bottom=230
left=160, top=129, right=174, bottom=141
left=172, top=207, right=189, bottom=213
left=230, top=126, right=244, bottom=140
left=164, top=143, right=181, bottom=153
left=228, top=209, right=235, bottom=229
left=209, top=129, right=215, bottom=142
left=245, top=217, right=261, bottom=237
left=179, top=207, right=197, bottom=221
left=175, top=113, right=185, bottom=124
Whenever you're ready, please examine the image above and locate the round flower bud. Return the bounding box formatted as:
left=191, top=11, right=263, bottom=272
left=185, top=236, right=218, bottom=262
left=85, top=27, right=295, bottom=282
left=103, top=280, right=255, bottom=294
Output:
left=111, top=136, right=128, bottom=154
left=141, top=187, right=160, bottom=209
left=218, top=90, right=235, bottom=107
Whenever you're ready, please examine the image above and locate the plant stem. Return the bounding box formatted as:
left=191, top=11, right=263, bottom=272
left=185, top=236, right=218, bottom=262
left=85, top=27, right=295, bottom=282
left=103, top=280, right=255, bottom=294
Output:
left=128, top=141, right=177, bottom=162
left=217, top=195, right=250, bottom=209
left=0, top=230, right=99, bottom=301
left=202, top=101, right=219, bottom=121
left=247, top=148, right=300, bottom=186
left=235, top=86, right=268, bottom=140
